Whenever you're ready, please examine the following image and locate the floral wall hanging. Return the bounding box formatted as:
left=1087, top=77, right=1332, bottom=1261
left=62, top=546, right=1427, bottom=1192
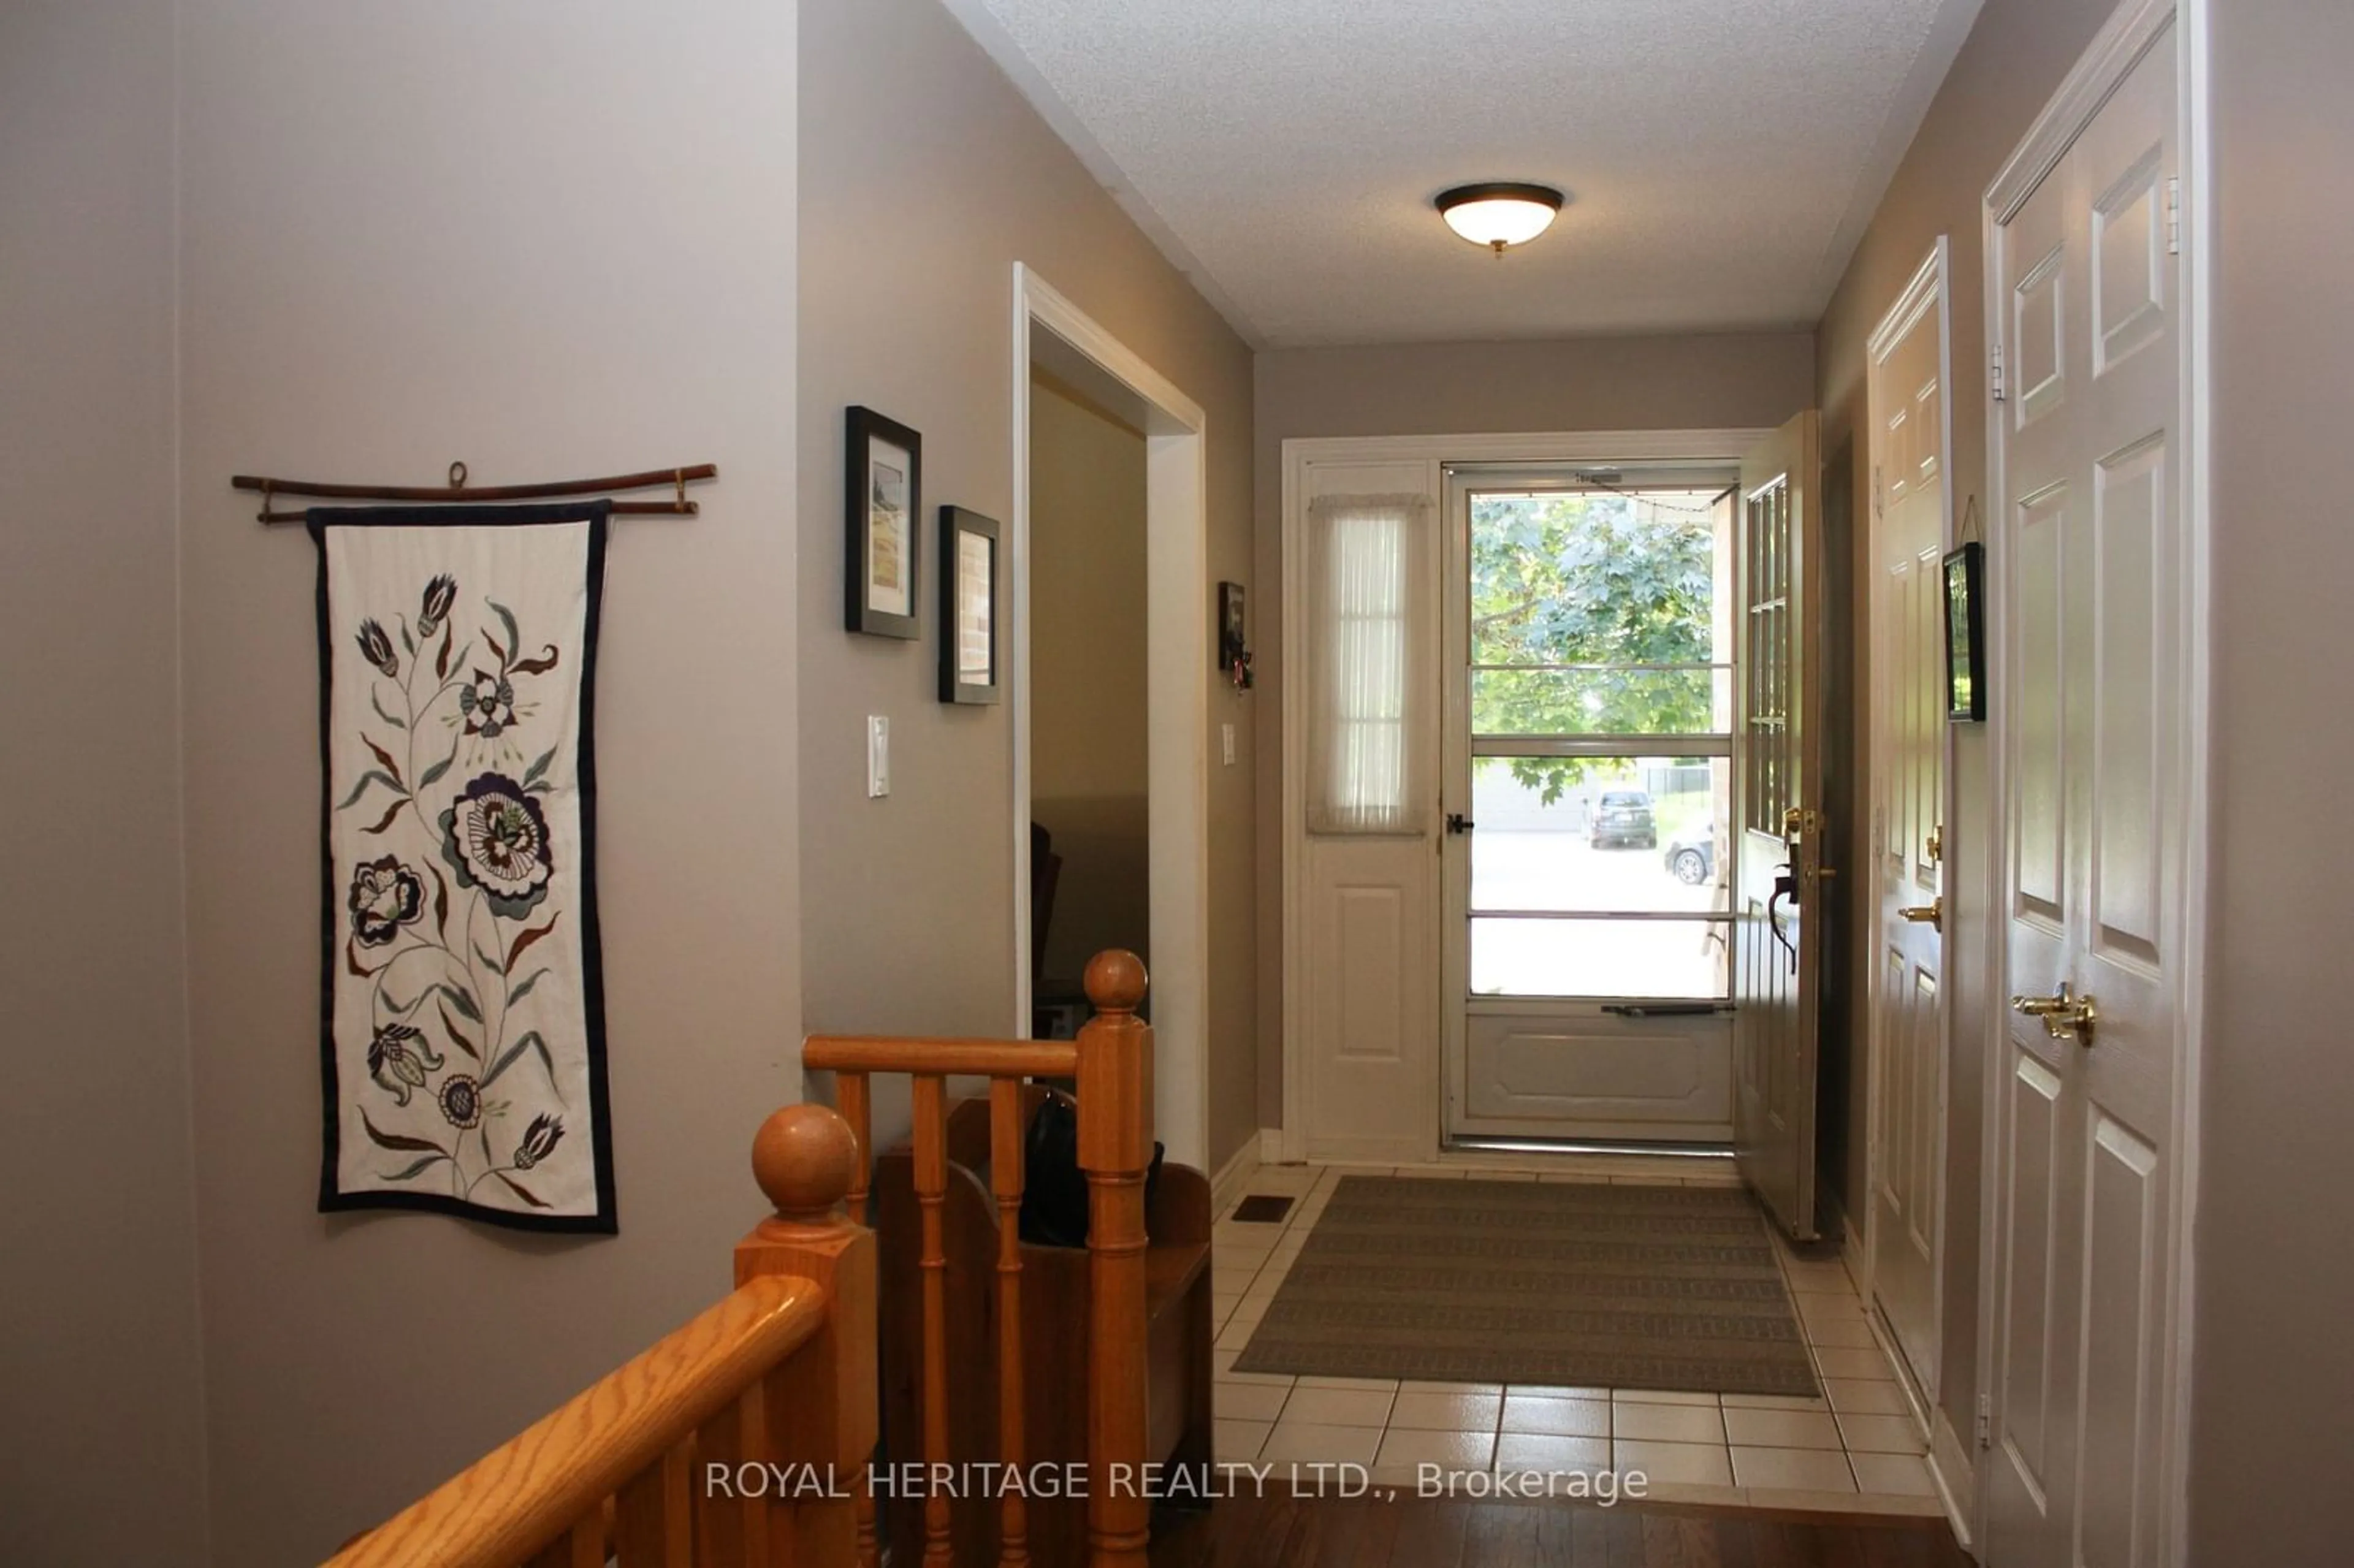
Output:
left=311, top=503, right=615, bottom=1231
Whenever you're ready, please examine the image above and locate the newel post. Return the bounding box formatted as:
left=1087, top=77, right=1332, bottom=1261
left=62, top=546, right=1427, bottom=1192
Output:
left=736, top=1103, right=880, bottom=1566
left=1075, top=950, right=1154, bottom=1568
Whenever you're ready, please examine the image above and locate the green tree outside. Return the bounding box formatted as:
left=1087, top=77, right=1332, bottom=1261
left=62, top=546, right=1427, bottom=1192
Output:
left=1471, top=490, right=1721, bottom=805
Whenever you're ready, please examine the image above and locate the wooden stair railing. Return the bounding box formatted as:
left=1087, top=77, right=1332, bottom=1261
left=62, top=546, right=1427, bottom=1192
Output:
left=324, top=1100, right=877, bottom=1567
left=803, top=949, right=1155, bottom=1568
left=320, top=948, right=1151, bottom=1568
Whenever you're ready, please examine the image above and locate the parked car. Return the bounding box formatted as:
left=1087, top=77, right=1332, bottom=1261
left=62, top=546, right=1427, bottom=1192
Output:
left=1588, top=789, right=1657, bottom=849
left=1664, top=831, right=1715, bottom=886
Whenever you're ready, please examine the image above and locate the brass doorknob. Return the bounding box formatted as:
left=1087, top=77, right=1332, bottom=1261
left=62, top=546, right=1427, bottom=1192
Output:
left=1899, top=899, right=1942, bottom=929
left=2011, top=983, right=2097, bottom=1046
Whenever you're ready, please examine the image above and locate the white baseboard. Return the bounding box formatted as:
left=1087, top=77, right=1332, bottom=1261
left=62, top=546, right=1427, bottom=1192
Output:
left=1930, top=1406, right=1977, bottom=1551
left=1211, top=1131, right=1268, bottom=1214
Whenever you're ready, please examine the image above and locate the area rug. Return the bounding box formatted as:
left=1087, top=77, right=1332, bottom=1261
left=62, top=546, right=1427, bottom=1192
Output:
left=1230, top=1176, right=1818, bottom=1396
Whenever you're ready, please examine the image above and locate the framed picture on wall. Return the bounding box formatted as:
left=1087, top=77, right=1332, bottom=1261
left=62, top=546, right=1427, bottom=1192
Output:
left=1944, top=541, right=1986, bottom=722
left=939, top=506, right=1000, bottom=704
left=1217, top=579, right=1254, bottom=689
left=845, top=406, right=922, bottom=639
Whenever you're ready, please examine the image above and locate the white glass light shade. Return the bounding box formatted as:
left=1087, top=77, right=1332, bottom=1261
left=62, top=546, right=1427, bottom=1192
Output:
left=1436, top=183, right=1564, bottom=251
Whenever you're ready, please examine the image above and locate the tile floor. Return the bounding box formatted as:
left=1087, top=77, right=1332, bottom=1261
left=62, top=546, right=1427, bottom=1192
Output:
left=1207, top=1157, right=1949, bottom=1518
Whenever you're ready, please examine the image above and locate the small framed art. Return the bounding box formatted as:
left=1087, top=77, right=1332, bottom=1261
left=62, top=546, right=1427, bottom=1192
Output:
left=1217, top=579, right=1254, bottom=690
left=845, top=406, right=922, bottom=639
left=1944, top=541, right=1986, bottom=722
left=939, top=506, right=1000, bottom=704
left=1218, top=581, right=1246, bottom=668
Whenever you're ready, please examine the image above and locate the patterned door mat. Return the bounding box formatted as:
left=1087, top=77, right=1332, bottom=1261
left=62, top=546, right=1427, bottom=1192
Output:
left=1230, top=1176, right=1819, bottom=1396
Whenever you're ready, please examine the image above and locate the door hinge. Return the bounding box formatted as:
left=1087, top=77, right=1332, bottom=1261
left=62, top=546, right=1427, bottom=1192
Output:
left=2165, top=175, right=2182, bottom=256
left=1872, top=464, right=1885, bottom=519
left=1976, top=1393, right=1992, bottom=1448
left=1990, top=343, right=2007, bottom=404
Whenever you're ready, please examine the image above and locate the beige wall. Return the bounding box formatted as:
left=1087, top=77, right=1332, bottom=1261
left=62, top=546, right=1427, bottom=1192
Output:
left=2192, top=1, right=2354, bottom=1554
left=174, top=6, right=801, bottom=1561
left=1251, top=333, right=1817, bottom=1126
left=1815, top=0, right=2123, bottom=1446
left=1029, top=377, right=1151, bottom=984
left=0, top=3, right=212, bottom=1562
left=798, top=0, right=1260, bottom=1171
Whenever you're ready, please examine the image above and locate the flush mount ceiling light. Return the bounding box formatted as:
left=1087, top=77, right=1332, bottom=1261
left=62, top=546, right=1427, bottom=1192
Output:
left=1435, top=181, right=1564, bottom=255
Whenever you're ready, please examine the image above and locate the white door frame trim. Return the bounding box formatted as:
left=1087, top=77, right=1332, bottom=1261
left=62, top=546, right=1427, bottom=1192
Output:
left=1859, top=236, right=1955, bottom=1415
left=1279, top=428, right=1773, bottom=1163
left=1010, top=263, right=1212, bottom=1171
left=1972, top=1, right=2209, bottom=1559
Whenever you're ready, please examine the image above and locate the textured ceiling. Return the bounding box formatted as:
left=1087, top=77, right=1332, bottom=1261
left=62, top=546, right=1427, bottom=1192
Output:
left=948, top=0, right=1983, bottom=347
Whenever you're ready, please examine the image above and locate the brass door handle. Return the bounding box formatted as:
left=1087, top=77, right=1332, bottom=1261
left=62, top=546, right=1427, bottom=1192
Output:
left=1899, top=899, right=1942, bottom=929
left=2011, top=983, right=2097, bottom=1046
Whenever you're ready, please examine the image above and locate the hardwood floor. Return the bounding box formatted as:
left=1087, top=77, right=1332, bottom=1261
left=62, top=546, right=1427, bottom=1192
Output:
left=1148, top=1492, right=1973, bottom=1566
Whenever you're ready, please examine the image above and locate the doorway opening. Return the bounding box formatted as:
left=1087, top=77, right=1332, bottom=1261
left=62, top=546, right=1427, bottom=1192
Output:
left=1024, top=356, right=1150, bottom=1040
left=1009, top=265, right=1211, bottom=1171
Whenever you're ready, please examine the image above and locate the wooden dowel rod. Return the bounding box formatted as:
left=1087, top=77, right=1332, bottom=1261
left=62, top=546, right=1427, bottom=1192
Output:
left=257, top=499, right=697, bottom=523
left=989, top=1078, right=1032, bottom=1568
left=611, top=1440, right=693, bottom=1567
left=831, top=1071, right=881, bottom=1568
left=912, top=1075, right=954, bottom=1568
left=232, top=463, right=715, bottom=500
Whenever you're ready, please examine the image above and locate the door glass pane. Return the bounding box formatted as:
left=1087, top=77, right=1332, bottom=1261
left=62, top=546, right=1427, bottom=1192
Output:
left=1469, top=756, right=1731, bottom=915
left=1470, top=666, right=1734, bottom=736
left=1470, top=486, right=1735, bottom=737
left=1743, top=477, right=1793, bottom=834
left=1469, top=918, right=1730, bottom=999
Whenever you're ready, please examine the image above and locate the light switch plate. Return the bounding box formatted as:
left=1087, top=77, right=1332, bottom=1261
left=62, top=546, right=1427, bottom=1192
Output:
left=1222, top=723, right=1236, bottom=766
left=866, top=715, right=889, bottom=798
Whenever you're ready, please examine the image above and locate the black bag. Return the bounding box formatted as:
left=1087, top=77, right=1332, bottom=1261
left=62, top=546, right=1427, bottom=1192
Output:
left=1018, top=1087, right=1164, bottom=1248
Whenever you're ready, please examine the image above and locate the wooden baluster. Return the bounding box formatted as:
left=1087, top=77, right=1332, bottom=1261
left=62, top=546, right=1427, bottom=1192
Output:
left=522, top=1514, right=604, bottom=1568
left=1075, top=951, right=1154, bottom=1568
left=912, top=1074, right=954, bottom=1568
left=613, top=1442, right=693, bottom=1566
left=989, top=1076, right=1032, bottom=1567
left=736, top=1103, right=877, bottom=1568
left=832, top=1071, right=881, bottom=1568
left=694, top=1387, right=768, bottom=1568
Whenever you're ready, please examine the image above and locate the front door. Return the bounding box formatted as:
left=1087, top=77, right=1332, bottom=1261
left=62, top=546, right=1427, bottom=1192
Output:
left=1731, top=411, right=1827, bottom=1239
left=1441, top=466, right=1740, bottom=1144
left=1984, top=17, right=2185, bottom=1566
left=1865, top=253, right=1951, bottom=1399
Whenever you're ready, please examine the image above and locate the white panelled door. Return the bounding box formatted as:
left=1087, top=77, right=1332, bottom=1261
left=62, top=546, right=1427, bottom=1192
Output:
left=1293, top=460, right=1443, bottom=1163
left=1985, top=15, right=2186, bottom=1567
left=1731, top=412, right=1827, bottom=1241
left=1865, top=250, right=1950, bottom=1400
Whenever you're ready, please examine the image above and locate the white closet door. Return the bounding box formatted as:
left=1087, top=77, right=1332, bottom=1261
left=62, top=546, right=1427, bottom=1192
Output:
left=1985, top=18, right=2185, bottom=1566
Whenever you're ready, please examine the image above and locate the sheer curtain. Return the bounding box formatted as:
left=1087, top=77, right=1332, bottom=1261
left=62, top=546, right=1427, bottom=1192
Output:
left=1305, top=492, right=1430, bottom=835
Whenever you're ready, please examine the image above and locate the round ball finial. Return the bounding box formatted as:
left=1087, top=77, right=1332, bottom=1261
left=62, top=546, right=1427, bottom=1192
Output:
left=1083, top=948, right=1149, bottom=1014
left=752, top=1103, right=858, bottom=1222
